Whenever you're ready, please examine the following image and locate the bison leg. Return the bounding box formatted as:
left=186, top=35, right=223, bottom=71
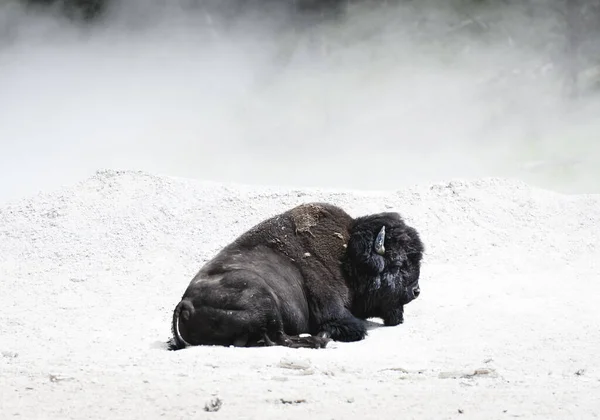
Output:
left=260, top=330, right=330, bottom=349
left=317, top=314, right=367, bottom=342
left=259, top=312, right=330, bottom=349
left=383, top=306, right=404, bottom=326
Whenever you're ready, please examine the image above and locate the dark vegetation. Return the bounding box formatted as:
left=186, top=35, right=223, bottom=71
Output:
left=23, top=0, right=106, bottom=21
left=16, top=0, right=600, bottom=99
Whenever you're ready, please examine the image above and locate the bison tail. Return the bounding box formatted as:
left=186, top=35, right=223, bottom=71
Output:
left=168, top=299, right=195, bottom=351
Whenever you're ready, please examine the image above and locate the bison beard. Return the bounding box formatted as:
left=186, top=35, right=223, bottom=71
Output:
left=168, top=202, right=424, bottom=350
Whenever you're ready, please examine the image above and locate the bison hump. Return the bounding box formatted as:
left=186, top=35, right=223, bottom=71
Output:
left=227, top=202, right=352, bottom=265
left=286, top=203, right=352, bottom=261
left=290, top=203, right=327, bottom=236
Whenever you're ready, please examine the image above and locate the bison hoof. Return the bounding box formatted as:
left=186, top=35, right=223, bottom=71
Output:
left=287, top=335, right=331, bottom=349
left=383, top=316, right=404, bottom=326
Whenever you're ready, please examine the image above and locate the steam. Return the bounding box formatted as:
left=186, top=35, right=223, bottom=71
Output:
left=1, top=0, right=599, bottom=204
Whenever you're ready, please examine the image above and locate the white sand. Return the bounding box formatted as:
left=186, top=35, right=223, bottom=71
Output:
left=1, top=169, right=598, bottom=419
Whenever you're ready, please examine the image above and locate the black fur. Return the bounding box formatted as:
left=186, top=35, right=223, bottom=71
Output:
left=169, top=202, right=424, bottom=350
left=343, top=212, right=424, bottom=327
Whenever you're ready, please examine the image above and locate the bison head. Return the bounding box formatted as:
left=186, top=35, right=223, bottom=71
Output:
left=343, top=211, right=424, bottom=325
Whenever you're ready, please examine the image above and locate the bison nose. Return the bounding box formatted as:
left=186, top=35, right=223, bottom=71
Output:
left=412, top=287, right=420, bottom=299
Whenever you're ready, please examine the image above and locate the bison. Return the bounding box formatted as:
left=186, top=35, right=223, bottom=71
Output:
left=168, top=202, right=424, bottom=350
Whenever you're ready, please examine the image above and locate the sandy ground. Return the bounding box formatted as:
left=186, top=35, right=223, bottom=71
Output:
left=0, top=169, right=599, bottom=419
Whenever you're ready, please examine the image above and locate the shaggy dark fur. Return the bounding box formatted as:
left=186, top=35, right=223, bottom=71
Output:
left=343, top=212, right=424, bottom=327
left=168, top=202, right=424, bottom=350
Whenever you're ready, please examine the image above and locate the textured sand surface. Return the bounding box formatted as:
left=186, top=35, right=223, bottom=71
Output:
left=1, top=169, right=599, bottom=419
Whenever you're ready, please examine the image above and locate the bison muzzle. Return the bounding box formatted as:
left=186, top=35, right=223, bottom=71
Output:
left=169, top=202, right=424, bottom=350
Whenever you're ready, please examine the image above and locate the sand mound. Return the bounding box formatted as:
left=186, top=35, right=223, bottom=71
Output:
left=1, top=169, right=598, bottom=419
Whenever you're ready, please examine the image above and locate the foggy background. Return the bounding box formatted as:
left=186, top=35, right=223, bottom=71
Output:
left=1, top=0, right=599, bottom=204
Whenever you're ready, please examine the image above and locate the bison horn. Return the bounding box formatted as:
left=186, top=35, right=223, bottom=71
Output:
left=374, top=226, right=386, bottom=255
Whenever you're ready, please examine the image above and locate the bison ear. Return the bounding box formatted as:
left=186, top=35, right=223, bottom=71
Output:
left=374, top=226, right=386, bottom=255
left=347, top=227, right=385, bottom=275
